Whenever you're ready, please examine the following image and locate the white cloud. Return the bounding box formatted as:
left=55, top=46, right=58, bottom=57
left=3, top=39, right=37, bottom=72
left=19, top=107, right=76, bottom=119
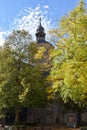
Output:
left=0, top=5, right=54, bottom=46
left=0, top=29, right=12, bottom=46
left=0, top=31, right=9, bottom=46
left=0, top=32, right=5, bottom=46
left=43, top=5, right=49, bottom=9
left=11, top=5, right=53, bottom=41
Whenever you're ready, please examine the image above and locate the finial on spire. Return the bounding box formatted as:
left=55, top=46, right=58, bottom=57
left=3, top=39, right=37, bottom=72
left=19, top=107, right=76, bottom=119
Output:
left=39, top=18, right=41, bottom=26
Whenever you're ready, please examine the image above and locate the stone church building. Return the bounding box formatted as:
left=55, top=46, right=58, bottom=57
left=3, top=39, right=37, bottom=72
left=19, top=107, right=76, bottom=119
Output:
left=26, top=18, right=65, bottom=125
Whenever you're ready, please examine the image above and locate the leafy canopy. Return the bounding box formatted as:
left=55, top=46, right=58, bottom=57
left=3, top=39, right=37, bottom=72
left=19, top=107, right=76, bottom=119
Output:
left=49, top=0, right=87, bottom=106
left=0, top=30, right=48, bottom=121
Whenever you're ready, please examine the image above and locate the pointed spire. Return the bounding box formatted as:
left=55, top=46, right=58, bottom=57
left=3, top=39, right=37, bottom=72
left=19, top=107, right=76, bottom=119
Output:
left=36, top=18, right=46, bottom=43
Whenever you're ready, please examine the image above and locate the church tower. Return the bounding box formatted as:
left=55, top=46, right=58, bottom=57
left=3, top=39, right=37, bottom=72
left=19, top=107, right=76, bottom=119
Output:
left=35, top=18, right=46, bottom=43
left=35, top=18, right=53, bottom=70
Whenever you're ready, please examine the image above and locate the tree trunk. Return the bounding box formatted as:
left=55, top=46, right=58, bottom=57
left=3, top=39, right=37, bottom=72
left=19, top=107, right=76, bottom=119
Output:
left=15, top=105, right=20, bottom=124
left=77, top=110, right=81, bottom=127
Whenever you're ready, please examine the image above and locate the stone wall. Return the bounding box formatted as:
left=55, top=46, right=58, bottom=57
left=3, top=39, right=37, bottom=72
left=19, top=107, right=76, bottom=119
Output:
left=64, top=113, right=77, bottom=128
left=27, top=103, right=65, bottom=125
left=81, top=112, right=87, bottom=125
left=64, top=111, right=87, bottom=127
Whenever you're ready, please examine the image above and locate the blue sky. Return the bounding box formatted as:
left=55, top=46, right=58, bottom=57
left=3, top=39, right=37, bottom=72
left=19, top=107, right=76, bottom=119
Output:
left=0, top=0, right=85, bottom=45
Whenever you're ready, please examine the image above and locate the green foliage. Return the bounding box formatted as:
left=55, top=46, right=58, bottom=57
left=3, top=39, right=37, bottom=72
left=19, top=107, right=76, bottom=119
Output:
left=0, top=30, right=48, bottom=123
left=50, top=0, right=87, bottom=106
left=20, top=65, right=48, bottom=108
left=0, top=30, right=32, bottom=108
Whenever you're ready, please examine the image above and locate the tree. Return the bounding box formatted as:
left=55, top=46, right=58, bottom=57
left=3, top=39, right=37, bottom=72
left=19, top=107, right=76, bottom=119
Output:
left=49, top=0, right=87, bottom=106
left=0, top=30, right=48, bottom=124
left=0, top=30, right=32, bottom=123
